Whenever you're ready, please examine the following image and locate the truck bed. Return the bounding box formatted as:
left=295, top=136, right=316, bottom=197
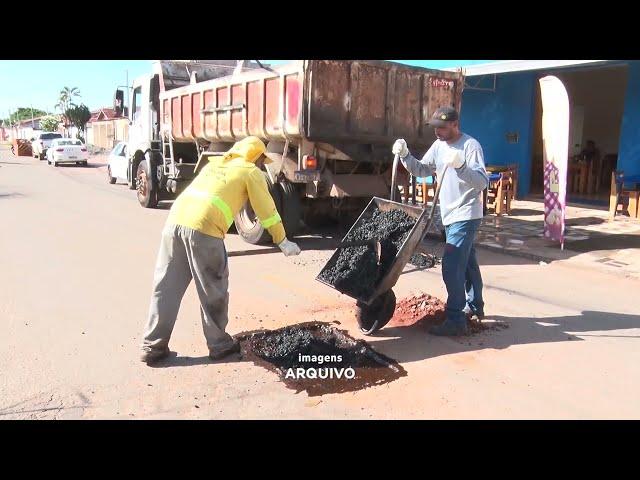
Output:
left=160, top=60, right=463, bottom=151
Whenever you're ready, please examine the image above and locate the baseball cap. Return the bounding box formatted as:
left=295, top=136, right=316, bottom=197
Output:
left=427, top=106, right=459, bottom=127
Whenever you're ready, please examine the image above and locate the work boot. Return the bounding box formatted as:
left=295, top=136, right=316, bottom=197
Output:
left=463, top=305, right=485, bottom=322
left=209, top=339, right=241, bottom=361
left=429, top=319, right=468, bottom=336
left=140, top=347, right=170, bottom=364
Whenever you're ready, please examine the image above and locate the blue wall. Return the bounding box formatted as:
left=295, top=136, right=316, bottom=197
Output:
left=460, top=72, right=536, bottom=198
left=617, top=62, right=640, bottom=176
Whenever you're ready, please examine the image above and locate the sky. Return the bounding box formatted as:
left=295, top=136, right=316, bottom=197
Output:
left=0, top=60, right=490, bottom=120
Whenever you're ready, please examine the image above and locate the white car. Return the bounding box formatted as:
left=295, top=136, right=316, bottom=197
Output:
left=106, top=142, right=129, bottom=184
left=46, top=138, right=89, bottom=167
left=32, top=132, right=63, bottom=160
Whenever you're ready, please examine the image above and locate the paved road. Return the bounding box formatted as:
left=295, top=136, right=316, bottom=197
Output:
left=1, top=144, right=638, bottom=419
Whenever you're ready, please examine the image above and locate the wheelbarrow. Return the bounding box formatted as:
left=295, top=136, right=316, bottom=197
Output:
left=316, top=156, right=448, bottom=335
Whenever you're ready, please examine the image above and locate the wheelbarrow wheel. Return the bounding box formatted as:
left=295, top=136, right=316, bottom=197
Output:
left=356, top=290, right=396, bottom=335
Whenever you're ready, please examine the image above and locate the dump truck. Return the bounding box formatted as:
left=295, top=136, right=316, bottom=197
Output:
left=117, top=60, right=463, bottom=244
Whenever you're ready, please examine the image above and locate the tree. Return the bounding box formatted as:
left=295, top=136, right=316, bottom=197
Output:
left=56, top=86, right=81, bottom=113
left=2, top=107, right=49, bottom=126
left=65, top=104, right=92, bottom=139
left=40, top=116, right=61, bottom=132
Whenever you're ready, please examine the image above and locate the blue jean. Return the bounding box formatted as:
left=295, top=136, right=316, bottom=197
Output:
left=442, top=219, right=484, bottom=325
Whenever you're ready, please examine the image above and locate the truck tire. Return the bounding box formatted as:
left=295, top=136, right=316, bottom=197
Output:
left=279, top=180, right=302, bottom=238
left=234, top=175, right=301, bottom=245
left=136, top=159, right=158, bottom=208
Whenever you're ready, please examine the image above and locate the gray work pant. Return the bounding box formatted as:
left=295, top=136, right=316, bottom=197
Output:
left=142, top=224, right=233, bottom=354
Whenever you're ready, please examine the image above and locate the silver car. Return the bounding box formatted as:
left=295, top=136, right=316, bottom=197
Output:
left=32, top=132, right=63, bottom=160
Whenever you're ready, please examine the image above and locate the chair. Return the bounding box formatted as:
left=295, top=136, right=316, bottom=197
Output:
left=505, top=163, right=519, bottom=199
left=610, top=170, right=640, bottom=220
left=486, top=170, right=514, bottom=215
left=416, top=175, right=437, bottom=205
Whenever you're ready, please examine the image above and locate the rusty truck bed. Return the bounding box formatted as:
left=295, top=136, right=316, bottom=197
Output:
left=160, top=60, right=462, bottom=150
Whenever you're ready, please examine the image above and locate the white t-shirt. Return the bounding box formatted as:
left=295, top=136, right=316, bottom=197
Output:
left=402, top=133, right=489, bottom=226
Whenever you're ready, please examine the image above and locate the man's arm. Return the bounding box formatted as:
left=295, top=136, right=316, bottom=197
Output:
left=246, top=169, right=286, bottom=244
left=401, top=143, right=437, bottom=178
left=454, top=145, right=489, bottom=191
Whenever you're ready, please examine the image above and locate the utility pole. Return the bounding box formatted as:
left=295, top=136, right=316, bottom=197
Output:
left=126, top=69, right=129, bottom=117
left=8, top=108, right=15, bottom=138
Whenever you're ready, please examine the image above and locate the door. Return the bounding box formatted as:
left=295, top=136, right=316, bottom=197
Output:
left=128, top=78, right=151, bottom=153
left=569, top=104, right=584, bottom=156
left=110, top=143, right=126, bottom=178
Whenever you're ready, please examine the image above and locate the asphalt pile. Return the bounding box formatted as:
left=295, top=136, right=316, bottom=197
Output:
left=236, top=322, right=407, bottom=396
left=318, top=209, right=416, bottom=299
left=243, top=323, right=370, bottom=370
left=409, top=253, right=440, bottom=268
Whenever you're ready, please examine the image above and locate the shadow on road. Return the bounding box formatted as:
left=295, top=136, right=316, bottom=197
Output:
left=366, top=309, right=640, bottom=364
left=149, top=351, right=242, bottom=368
left=0, top=192, right=24, bottom=199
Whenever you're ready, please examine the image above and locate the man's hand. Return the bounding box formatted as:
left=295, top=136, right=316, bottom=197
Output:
left=445, top=150, right=465, bottom=169
left=278, top=238, right=301, bottom=256
left=392, top=139, right=409, bottom=159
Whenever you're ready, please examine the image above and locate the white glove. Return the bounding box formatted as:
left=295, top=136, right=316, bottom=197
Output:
left=445, top=150, right=465, bottom=169
left=278, top=238, right=301, bottom=256
left=392, top=139, right=409, bottom=159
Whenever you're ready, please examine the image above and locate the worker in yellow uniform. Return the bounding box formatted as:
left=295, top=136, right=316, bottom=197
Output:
left=141, top=136, right=301, bottom=364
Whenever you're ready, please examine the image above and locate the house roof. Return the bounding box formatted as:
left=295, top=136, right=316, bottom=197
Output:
left=89, top=108, right=123, bottom=123
left=15, top=115, right=48, bottom=126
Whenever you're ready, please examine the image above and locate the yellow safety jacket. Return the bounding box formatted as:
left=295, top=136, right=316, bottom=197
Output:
left=167, top=137, right=286, bottom=244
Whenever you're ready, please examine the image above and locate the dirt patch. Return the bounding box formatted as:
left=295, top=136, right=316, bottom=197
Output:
left=389, top=293, right=447, bottom=328
left=236, top=322, right=407, bottom=397
left=389, top=294, right=509, bottom=334
left=318, top=209, right=416, bottom=299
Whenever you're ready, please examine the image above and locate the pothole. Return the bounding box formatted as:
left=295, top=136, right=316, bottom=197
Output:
left=236, top=322, right=407, bottom=397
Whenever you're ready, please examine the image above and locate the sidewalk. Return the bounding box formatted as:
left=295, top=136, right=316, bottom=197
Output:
left=474, top=199, right=640, bottom=278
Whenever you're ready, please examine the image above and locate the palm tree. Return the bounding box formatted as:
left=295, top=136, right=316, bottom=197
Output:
left=57, top=87, right=81, bottom=135
left=57, top=87, right=81, bottom=113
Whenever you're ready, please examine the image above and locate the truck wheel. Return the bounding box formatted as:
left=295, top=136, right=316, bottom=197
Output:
left=279, top=180, right=302, bottom=237
left=136, top=160, right=158, bottom=208
left=356, top=290, right=396, bottom=335
left=235, top=200, right=271, bottom=245
left=234, top=175, right=301, bottom=245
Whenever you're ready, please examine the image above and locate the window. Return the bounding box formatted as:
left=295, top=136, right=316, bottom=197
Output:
left=112, top=143, right=124, bottom=156
left=40, top=133, right=62, bottom=140
left=132, top=86, right=142, bottom=123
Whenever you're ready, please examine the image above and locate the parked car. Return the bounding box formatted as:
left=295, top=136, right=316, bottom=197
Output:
left=46, top=138, right=89, bottom=167
left=32, top=132, right=63, bottom=160
left=106, top=142, right=128, bottom=184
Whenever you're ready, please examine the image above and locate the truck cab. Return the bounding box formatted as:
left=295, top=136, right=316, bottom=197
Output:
left=118, top=60, right=261, bottom=203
